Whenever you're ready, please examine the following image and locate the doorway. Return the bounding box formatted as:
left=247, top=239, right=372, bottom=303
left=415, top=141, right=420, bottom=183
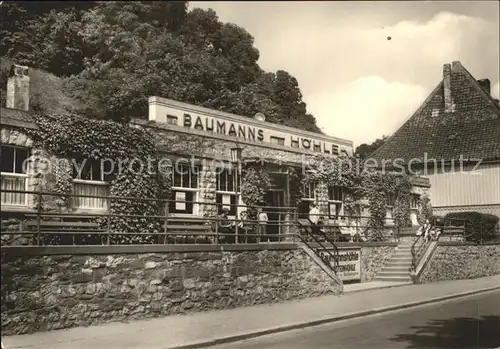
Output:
left=263, top=190, right=285, bottom=242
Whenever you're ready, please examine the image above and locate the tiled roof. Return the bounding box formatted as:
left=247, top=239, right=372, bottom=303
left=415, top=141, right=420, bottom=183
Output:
left=370, top=61, right=500, bottom=165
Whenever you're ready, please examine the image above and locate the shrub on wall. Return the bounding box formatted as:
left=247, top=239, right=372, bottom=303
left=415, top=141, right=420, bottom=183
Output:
left=302, top=154, right=412, bottom=239
left=240, top=162, right=272, bottom=219
left=31, top=112, right=171, bottom=244
left=444, top=211, right=499, bottom=243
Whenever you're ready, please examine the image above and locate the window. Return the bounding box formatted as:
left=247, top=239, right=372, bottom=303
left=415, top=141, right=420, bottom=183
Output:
left=172, top=163, right=198, bottom=189
left=431, top=109, right=440, bottom=117
left=410, top=194, right=419, bottom=209
left=300, top=181, right=317, bottom=218
left=170, top=163, right=200, bottom=214
left=270, top=136, right=285, bottom=146
left=167, top=114, right=178, bottom=125
left=72, top=159, right=111, bottom=210
left=303, top=181, right=317, bottom=200
left=328, top=186, right=344, bottom=219
left=386, top=193, right=396, bottom=207
left=1, top=145, right=29, bottom=206
left=217, top=168, right=236, bottom=192
left=72, top=159, right=112, bottom=182
left=216, top=168, right=238, bottom=215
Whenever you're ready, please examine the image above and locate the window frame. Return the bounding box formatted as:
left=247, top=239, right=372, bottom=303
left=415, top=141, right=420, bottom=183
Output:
left=216, top=167, right=239, bottom=216
left=72, top=159, right=111, bottom=184
left=327, top=186, right=344, bottom=219
left=0, top=145, right=30, bottom=207
left=170, top=163, right=200, bottom=215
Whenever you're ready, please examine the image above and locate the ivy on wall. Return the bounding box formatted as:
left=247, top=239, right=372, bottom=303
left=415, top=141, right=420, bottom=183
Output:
left=303, top=154, right=413, bottom=239
left=417, top=193, right=433, bottom=225
left=240, top=162, right=272, bottom=219
left=288, top=167, right=304, bottom=208
left=31, top=112, right=171, bottom=244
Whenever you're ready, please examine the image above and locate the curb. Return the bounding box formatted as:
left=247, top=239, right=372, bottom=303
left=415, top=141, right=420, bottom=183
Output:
left=167, top=285, right=500, bottom=349
left=342, top=282, right=412, bottom=294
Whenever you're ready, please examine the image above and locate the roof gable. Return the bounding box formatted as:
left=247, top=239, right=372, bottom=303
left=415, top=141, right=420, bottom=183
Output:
left=370, top=61, right=500, bottom=165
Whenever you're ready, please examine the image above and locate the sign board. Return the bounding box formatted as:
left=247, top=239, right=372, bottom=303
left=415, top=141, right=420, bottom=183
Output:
left=148, top=97, right=353, bottom=156
left=175, top=192, right=186, bottom=210
left=222, top=194, right=231, bottom=210
left=318, top=248, right=361, bottom=281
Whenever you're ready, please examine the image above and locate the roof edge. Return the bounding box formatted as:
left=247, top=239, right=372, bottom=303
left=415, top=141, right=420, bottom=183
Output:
left=368, top=81, right=444, bottom=160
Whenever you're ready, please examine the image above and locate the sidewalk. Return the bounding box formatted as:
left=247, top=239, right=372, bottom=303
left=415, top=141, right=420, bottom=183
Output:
left=3, top=275, right=500, bottom=349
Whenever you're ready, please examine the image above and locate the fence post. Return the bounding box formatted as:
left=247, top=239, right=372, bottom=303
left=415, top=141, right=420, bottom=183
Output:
left=163, top=200, right=169, bottom=244
left=106, top=197, right=111, bottom=245
left=36, top=189, right=42, bottom=246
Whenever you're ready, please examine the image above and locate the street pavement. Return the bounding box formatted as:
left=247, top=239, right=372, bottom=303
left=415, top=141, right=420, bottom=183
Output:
left=211, top=289, right=500, bottom=349
left=2, top=274, right=500, bottom=349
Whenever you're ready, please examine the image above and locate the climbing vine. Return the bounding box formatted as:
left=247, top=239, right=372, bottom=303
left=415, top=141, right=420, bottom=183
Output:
left=31, top=112, right=171, bottom=244
left=302, top=153, right=413, bottom=240
left=240, top=162, right=272, bottom=219
left=417, top=193, right=433, bottom=225
left=288, top=167, right=305, bottom=208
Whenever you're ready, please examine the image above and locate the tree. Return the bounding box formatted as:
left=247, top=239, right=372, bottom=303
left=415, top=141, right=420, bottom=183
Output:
left=0, top=1, right=96, bottom=76
left=2, top=2, right=322, bottom=133
left=355, top=135, right=389, bottom=160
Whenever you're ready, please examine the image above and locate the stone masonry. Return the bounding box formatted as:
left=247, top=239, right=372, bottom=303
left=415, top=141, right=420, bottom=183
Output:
left=1, top=247, right=343, bottom=336
left=419, top=243, right=500, bottom=283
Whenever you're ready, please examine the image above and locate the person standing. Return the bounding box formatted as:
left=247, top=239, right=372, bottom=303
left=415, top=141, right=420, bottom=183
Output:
left=309, top=203, right=320, bottom=233
left=257, top=207, right=268, bottom=243
left=218, top=207, right=234, bottom=243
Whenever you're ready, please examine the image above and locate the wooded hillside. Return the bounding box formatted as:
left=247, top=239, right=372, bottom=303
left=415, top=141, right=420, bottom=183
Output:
left=0, top=1, right=321, bottom=132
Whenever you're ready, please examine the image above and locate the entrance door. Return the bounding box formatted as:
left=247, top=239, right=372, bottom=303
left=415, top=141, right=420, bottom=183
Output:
left=263, top=190, right=284, bottom=242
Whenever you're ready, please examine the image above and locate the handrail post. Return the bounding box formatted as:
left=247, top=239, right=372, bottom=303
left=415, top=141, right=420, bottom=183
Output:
left=36, top=189, right=42, bottom=246
left=106, top=196, right=111, bottom=245
left=163, top=200, right=169, bottom=244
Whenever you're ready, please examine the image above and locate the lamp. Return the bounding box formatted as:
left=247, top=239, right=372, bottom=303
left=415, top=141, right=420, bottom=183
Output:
left=230, top=145, right=242, bottom=164
left=254, top=112, right=266, bottom=122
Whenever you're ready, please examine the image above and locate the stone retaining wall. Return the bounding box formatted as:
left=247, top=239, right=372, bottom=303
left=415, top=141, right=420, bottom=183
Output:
left=360, top=245, right=397, bottom=282
left=418, top=242, right=500, bottom=283
left=1, top=244, right=342, bottom=336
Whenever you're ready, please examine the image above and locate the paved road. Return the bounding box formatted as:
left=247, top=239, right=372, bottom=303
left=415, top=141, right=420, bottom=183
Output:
left=210, top=290, right=500, bottom=349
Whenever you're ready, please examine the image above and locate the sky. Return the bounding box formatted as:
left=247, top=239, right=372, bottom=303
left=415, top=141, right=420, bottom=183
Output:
left=191, top=1, right=500, bottom=147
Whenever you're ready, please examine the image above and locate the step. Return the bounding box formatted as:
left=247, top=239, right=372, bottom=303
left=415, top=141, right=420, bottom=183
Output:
left=384, top=261, right=411, bottom=268
left=389, top=258, right=412, bottom=263
left=392, top=252, right=412, bottom=257
left=374, top=276, right=412, bottom=282
left=373, top=276, right=411, bottom=282
left=381, top=266, right=410, bottom=272
left=377, top=271, right=409, bottom=277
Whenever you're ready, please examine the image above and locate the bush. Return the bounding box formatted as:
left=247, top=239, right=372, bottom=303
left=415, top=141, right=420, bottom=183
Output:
left=444, top=212, right=499, bottom=243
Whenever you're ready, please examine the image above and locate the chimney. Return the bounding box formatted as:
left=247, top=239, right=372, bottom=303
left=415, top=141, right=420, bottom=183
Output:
left=443, top=63, right=453, bottom=113
left=6, top=64, right=30, bottom=111
left=477, top=79, right=491, bottom=95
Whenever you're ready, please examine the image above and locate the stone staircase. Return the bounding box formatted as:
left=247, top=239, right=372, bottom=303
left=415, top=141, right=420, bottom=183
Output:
left=374, top=241, right=413, bottom=282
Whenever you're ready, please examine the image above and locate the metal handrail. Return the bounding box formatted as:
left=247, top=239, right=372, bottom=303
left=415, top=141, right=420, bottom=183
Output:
left=410, top=216, right=469, bottom=272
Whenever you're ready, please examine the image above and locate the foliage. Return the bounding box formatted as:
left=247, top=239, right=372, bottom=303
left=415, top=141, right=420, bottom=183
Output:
left=417, top=193, right=433, bottom=226
left=31, top=112, right=171, bottom=244
left=240, top=163, right=272, bottom=219
left=0, top=1, right=96, bottom=76
left=393, top=176, right=412, bottom=228
left=355, top=135, right=389, bottom=160
left=288, top=167, right=305, bottom=208
left=444, top=211, right=499, bottom=243
left=303, top=153, right=413, bottom=239
left=1, top=1, right=320, bottom=132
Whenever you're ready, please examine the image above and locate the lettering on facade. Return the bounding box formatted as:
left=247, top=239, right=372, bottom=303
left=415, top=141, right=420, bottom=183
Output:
left=319, top=249, right=361, bottom=281
left=173, top=112, right=341, bottom=154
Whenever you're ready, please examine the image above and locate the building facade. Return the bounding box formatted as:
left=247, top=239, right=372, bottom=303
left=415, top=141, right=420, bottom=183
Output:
left=1, top=63, right=430, bottom=235
left=370, top=61, right=500, bottom=219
